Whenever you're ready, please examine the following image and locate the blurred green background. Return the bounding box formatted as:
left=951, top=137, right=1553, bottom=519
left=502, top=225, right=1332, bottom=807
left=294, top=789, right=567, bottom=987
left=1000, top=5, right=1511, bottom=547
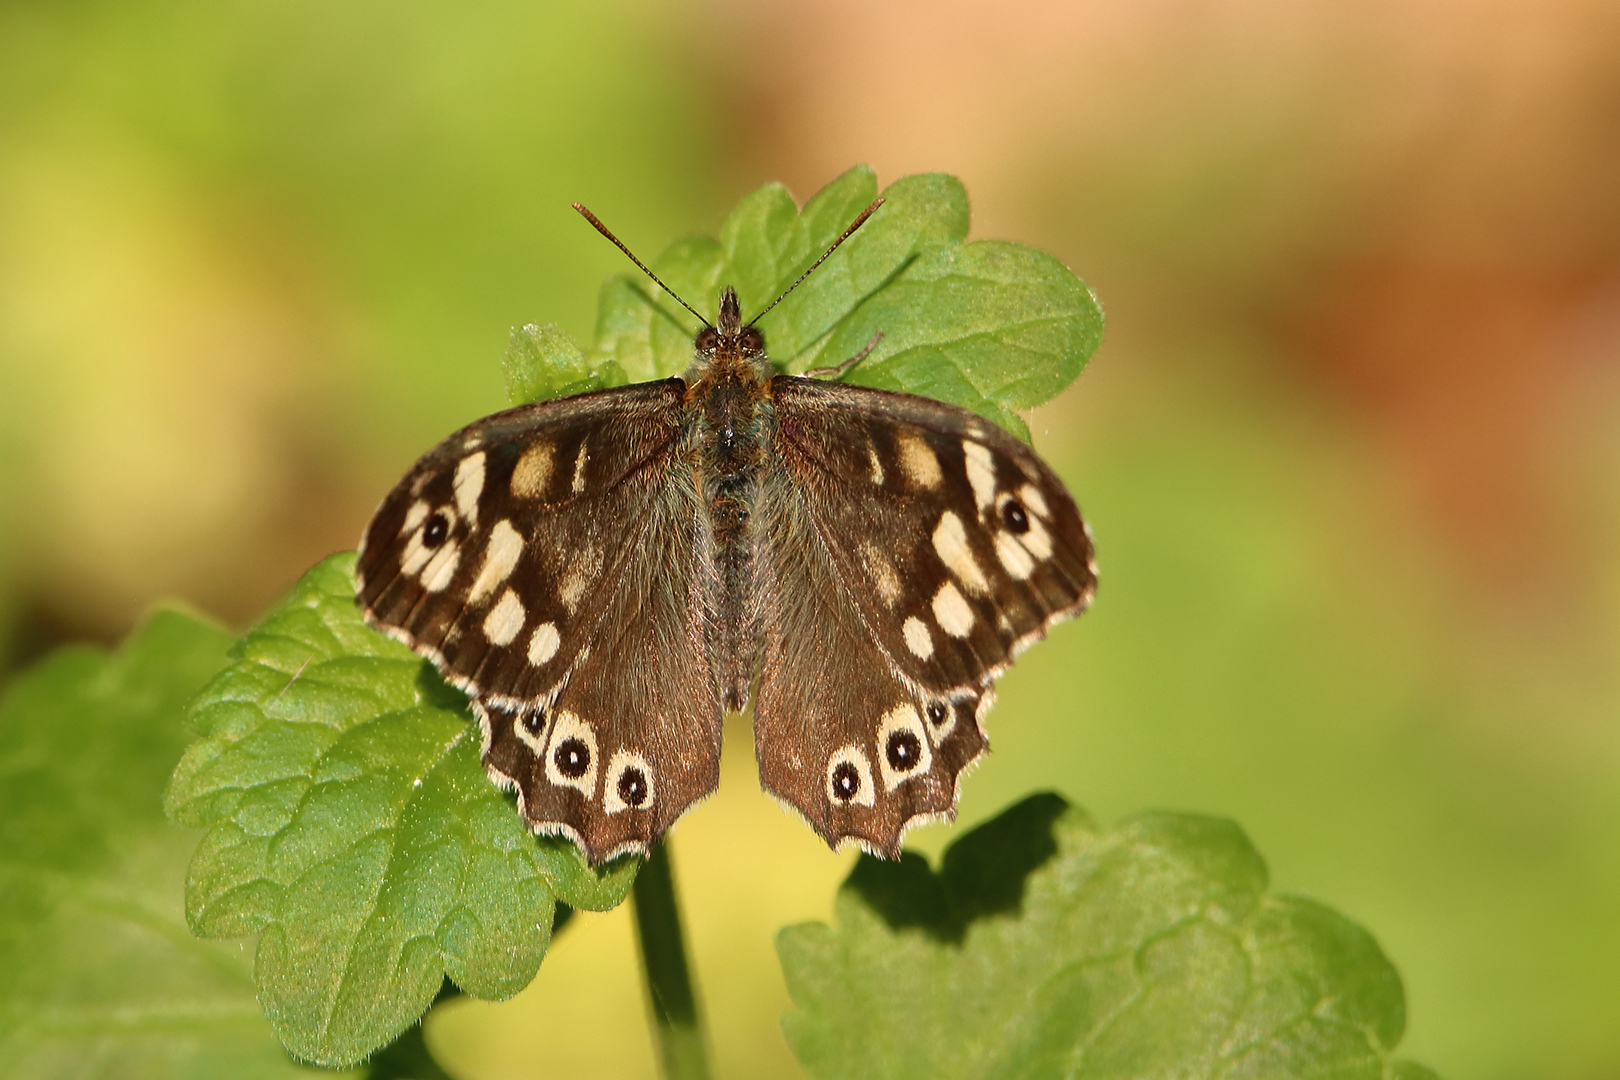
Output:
left=3, top=2, right=1618, bottom=1078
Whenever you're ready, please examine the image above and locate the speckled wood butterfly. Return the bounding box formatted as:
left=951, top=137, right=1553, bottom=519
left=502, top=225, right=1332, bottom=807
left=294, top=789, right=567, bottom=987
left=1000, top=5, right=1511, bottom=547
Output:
left=356, top=199, right=1096, bottom=863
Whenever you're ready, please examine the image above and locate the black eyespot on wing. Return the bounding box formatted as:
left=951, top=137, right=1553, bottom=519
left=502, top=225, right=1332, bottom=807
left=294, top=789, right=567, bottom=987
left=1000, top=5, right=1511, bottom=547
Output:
left=830, top=761, right=862, bottom=802
left=423, top=511, right=450, bottom=547
left=1001, top=500, right=1029, bottom=534
left=926, top=702, right=948, bottom=726
left=618, top=767, right=649, bottom=808
left=522, top=710, right=543, bottom=734
left=554, top=738, right=591, bottom=779
left=885, top=730, right=923, bottom=771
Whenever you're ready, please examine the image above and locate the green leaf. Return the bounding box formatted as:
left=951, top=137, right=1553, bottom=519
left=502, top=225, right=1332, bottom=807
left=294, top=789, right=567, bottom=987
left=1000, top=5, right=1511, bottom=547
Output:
left=0, top=609, right=337, bottom=1079
left=582, top=166, right=1099, bottom=433
left=164, top=554, right=636, bottom=1068
left=778, top=793, right=1439, bottom=1080
left=830, top=240, right=1104, bottom=441
left=503, top=322, right=626, bottom=407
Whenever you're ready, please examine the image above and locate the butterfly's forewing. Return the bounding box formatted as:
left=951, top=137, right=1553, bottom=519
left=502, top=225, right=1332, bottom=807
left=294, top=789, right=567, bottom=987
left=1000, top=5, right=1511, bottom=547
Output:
left=356, top=380, right=724, bottom=862
left=755, top=377, right=1096, bottom=855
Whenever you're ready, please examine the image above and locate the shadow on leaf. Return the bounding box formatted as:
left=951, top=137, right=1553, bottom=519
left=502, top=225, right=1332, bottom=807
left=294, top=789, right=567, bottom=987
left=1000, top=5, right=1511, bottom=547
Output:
left=846, top=792, right=1068, bottom=943
left=413, top=661, right=470, bottom=714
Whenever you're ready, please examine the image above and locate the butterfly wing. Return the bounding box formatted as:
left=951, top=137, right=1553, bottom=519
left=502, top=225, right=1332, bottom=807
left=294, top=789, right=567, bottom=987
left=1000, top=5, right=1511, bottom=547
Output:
left=753, top=376, right=1096, bottom=855
left=356, top=379, right=722, bottom=862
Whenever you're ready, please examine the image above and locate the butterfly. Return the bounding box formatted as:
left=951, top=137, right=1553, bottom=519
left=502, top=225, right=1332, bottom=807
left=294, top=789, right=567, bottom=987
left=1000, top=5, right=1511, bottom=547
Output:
left=355, top=198, right=1096, bottom=864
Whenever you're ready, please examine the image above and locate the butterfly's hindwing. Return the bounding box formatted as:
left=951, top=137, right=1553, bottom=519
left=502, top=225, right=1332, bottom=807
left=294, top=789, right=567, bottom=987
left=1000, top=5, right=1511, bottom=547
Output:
left=356, top=379, right=724, bottom=862
left=753, top=376, right=1096, bottom=854
left=751, top=468, right=991, bottom=854
left=477, top=481, right=722, bottom=861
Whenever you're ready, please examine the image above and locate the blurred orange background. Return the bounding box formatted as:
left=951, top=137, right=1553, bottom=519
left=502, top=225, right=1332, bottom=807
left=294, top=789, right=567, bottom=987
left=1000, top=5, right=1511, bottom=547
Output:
left=2, top=2, right=1618, bottom=1077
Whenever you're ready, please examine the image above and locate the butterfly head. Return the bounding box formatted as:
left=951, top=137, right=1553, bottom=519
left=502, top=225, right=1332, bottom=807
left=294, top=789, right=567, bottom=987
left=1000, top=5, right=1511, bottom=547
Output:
left=694, top=286, right=766, bottom=366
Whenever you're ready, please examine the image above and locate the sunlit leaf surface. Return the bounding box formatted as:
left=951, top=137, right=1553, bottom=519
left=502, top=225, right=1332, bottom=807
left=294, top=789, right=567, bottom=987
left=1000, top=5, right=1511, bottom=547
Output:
left=164, top=555, right=635, bottom=1067
left=779, top=794, right=1441, bottom=1080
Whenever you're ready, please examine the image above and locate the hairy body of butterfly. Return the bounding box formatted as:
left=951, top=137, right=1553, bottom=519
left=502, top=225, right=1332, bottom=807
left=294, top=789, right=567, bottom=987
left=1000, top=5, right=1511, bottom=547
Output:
left=356, top=287, right=1096, bottom=864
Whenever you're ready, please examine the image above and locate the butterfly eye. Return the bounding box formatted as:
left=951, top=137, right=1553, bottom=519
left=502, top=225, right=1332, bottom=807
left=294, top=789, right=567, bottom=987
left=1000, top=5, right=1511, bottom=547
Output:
left=885, top=730, right=923, bottom=771
left=695, top=327, right=719, bottom=352
left=739, top=326, right=764, bottom=353
left=830, top=761, right=862, bottom=802
left=553, top=737, right=592, bottom=779
left=1000, top=500, right=1030, bottom=534
left=617, top=766, right=650, bottom=808
left=422, top=511, right=451, bottom=547
left=926, top=702, right=948, bottom=726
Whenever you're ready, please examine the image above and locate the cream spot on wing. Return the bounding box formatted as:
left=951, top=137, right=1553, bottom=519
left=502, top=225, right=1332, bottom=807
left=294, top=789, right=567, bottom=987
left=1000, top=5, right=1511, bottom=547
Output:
left=482, top=588, right=526, bottom=646
left=877, top=704, right=933, bottom=792
left=603, top=749, right=656, bottom=814
left=403, top=508, right=456, bottom=576
left=925, top=698, right=959, bottom=743
left=559, top=545, right=602, bottom=613
left=527, top=621, right=560, bottom=666
left=510, top=442, right=555, bottom=498
left=468, top=519, right=524, bottom=603
left=401, top=499, right=430, bottom=537
left=400, top=531, right=431, bottom=575
left=963, top=440, right=997, bottom=511
left=421, top=542, right=461, bottom=592
left=454, top=452, right=487, bottom=524
left=571, top=440, right=589, bottom=495
left=903, top=616, right=934, bottom=659
left=1019, top=513, right=1054, bottom=560
left=999, top=490, right=1055, bottom=561
left=862, top=542, right=902, bottom=606
left=897, top=432, right=942, bottom=489
left=932, top=581, right=975, bottom=638
left=1019, top=483, right=1050, bottom=519
left=932, top=511, right=989, bottom=595
left=513, top=709, right=547, bottom=753
left=867, top=442, right=885, bottom=485
left=825, top=744, right=875, bottom=807
left=544, top=710, right=598, bottom=796
left=995, top=531, right=1036, bottom=579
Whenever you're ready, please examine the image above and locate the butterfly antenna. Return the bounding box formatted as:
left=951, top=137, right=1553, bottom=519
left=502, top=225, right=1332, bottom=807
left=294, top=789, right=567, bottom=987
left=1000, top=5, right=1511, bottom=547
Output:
left=573, top=203, right=713, bottom=330
left=746, top=197, right=884, bottom=328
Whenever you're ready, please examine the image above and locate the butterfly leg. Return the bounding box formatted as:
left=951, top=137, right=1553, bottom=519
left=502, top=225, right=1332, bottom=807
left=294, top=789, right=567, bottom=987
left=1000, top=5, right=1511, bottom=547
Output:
left=803, top=332, right=884, bottom=380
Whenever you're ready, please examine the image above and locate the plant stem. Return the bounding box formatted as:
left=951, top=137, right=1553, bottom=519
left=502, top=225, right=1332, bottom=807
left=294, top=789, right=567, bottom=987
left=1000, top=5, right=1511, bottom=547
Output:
left=631, top=838, right=712, bottom=1080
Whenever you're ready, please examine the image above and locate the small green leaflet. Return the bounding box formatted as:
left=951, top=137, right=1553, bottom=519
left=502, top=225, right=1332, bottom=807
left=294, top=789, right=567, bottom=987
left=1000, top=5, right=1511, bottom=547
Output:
left=517, top=165, right=1104, bottom=438
left=504, top=321, right=627, bottom=407
left=163, top=555, right=636, bottom=1068
left=0, top=609, right=337, bottom=1080
left=778, top=793, right=1442, bottom=1080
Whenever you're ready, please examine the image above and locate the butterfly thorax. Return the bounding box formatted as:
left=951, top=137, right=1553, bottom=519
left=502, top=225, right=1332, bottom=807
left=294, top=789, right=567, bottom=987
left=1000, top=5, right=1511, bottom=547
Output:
left=684, top=285, right=773, bottom=513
